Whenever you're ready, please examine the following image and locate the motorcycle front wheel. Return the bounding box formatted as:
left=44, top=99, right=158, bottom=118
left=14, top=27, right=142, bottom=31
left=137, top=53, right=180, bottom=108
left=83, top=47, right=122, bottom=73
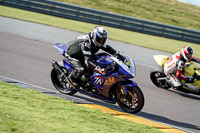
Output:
left=150, top=67, right=170, bottom=89
left=115, top=86, right=144, bottom=114
left=51, top=67, right=77, bottom=95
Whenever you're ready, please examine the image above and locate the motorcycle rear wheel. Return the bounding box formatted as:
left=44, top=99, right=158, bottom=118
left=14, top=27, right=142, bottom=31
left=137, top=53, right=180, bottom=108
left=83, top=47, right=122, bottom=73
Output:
left=51, top=67, right=77, bottom=95
left=115, top=86, right=144, bottom=114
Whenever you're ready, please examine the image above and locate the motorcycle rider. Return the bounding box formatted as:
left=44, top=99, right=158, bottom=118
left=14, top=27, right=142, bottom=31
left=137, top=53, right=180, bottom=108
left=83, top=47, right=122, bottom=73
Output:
left=65, top=26, right=118, bottom=87
left=164, top=46, right=200, bottom=90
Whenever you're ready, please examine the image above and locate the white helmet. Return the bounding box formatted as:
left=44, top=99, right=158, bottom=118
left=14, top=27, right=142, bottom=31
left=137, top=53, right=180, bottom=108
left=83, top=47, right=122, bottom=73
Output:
left=181, top=46, right=193, bottom=61
left=91, top=26, right=107, bottom=47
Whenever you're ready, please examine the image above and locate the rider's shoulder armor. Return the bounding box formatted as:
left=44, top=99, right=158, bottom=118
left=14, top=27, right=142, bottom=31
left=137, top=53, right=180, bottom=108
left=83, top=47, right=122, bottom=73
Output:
left=66, top=33, right=91, bottom=59
left=164, top=52, right=185, bottom=74
left=77, top=33, right=91, bottom=43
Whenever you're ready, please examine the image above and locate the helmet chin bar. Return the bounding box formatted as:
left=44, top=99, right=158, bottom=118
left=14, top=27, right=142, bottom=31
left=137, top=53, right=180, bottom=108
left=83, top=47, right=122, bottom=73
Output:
left=92, top=39, right=98, bottom=46
left=92, top=37, right=104, bottom=48
left=182, top=52, right=192, bottom=61
left=182, top=53, right=187, bottom=61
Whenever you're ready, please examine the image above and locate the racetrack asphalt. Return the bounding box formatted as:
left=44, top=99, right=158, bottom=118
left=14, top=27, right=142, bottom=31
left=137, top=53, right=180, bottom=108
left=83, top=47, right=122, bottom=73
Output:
left=0, top=16, right=200, bottom=133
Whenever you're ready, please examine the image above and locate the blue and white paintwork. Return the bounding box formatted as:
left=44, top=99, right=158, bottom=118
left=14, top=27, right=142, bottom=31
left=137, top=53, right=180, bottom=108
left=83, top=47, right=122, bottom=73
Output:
left=54, top=43, right=138, bottom=101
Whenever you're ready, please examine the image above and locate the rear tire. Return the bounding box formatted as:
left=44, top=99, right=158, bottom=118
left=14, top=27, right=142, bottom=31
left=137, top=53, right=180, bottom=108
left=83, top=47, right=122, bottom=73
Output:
left=150, top=67, right=170, bottom=89
left=115, top=86, right=144, bottom=114
left=51, top=67, right=77, bottom=95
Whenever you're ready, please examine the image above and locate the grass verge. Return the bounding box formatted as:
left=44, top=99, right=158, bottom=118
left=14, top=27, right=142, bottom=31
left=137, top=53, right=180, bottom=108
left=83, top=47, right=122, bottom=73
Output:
left=0, top=81, right=162, bottom=133
left=0, top=5, right=200, bottom=58
left=55, top=0, right=200, bottom=31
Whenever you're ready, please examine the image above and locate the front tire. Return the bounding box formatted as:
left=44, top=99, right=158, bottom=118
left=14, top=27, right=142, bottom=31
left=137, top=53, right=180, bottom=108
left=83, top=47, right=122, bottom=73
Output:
left=51, top=67, right=77, bottom=95
left=150, top=67, right=170, bottom=89
left=115, top=86, right=144, bottom=114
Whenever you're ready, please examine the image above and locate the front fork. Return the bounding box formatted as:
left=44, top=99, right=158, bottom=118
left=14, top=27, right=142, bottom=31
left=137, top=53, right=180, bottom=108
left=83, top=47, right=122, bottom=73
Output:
left=117, top=80, right=137, bottom=96
left=120, top=86, right=128, bottom=95
left=117, top=83, right=136, bottom=107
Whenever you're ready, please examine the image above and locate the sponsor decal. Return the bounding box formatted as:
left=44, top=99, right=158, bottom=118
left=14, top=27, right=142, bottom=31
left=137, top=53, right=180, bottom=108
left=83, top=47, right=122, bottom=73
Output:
left=104, top=77, right=115, bottom=85
left=94, top=76, right=103, bottom=85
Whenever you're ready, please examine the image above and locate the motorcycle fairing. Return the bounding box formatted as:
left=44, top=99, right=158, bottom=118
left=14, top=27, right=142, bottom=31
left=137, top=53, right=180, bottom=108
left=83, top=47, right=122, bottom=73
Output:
left=111, top=53, right=136, bottom=78
left=120, top=80, right=137, bottom=87
left=90, top=73, right=104, bottom=89
left=95, top=52, right=136, bottom=79
left=54, top=43, right=72, bottom=70
left=100, top=75, right=137, bottom=98
left=95, top=53, right=113, bottom=67
left=183, top=83, right=200, bottom=92
left=183, top=62, right=198, bottom=76
left=90, top=73, right=124, bottom=98
left=117, top=65, right=134, bottom=79
left=91, top=52, right=136, bottom=98
left=196, top=70, right=200, bottom=76
left=54, top=43, right=66, bottom=56
left=182, top=62, right=200, bottom=88
left=153, top=55, right=169, bottom=68
left=193, top=80, right=200, bottom=88
left=63, top=59, right=73, bottom=70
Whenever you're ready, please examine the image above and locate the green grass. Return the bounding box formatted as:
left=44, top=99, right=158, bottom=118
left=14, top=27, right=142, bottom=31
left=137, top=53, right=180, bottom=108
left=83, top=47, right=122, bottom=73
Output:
left=0, top=81, right=162, bottom=133
left=56, top=0, right=200, bottom=31
left=1, top=5, right=200, bottom=58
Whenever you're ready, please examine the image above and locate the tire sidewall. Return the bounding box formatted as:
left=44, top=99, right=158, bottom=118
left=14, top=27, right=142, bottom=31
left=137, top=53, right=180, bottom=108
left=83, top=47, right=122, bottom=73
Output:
left=115, top=86, right=144, bottom=114
left=150, top=67, right=170, bottom=89
left=51, top=68, right=77, bottom=95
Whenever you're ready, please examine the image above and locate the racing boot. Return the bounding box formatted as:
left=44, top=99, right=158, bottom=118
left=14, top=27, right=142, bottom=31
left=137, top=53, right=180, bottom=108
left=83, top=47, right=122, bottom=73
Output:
left=68, top=71, right=79, bottom=87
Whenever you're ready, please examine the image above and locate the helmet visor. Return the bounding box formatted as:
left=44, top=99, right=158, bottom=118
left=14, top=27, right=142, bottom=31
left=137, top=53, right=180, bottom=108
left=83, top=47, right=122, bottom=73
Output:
left=186, top=53, right=192, bottom=59
left=182, top=46, right=193, bottom=61
left=95, top=35, right=106, bottom=45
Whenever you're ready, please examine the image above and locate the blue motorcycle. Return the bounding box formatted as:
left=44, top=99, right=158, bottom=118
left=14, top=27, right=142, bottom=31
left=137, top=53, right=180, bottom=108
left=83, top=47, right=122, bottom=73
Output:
left=51, top=43, right=144, bottom=113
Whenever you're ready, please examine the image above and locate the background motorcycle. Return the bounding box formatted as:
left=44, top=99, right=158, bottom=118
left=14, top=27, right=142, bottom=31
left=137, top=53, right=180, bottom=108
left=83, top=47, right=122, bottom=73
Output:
left=51, top=43, right=144, bottom=113
left=150, top=55, right=200, bottom=95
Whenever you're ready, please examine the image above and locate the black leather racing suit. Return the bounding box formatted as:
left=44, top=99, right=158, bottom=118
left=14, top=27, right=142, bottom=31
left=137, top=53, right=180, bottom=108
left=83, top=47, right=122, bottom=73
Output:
left=65, top=33, right=117, bottom=81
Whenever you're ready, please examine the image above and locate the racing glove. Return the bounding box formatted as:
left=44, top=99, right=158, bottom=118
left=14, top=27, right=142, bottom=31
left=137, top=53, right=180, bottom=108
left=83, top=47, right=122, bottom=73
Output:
left=94, top=66, right=107, bottom=75
left=185, top=76, right=194, bottom=83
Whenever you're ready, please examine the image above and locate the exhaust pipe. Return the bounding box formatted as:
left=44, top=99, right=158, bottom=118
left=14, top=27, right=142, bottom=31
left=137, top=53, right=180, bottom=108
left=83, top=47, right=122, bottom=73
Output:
left=157, top=77, right=167, bottom=81
left=51, top=60, right=68, bottom=80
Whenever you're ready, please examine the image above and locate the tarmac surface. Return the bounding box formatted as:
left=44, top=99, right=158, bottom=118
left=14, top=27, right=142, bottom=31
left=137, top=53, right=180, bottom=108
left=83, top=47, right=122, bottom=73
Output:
left=0, top=16, right=200, bottom=133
